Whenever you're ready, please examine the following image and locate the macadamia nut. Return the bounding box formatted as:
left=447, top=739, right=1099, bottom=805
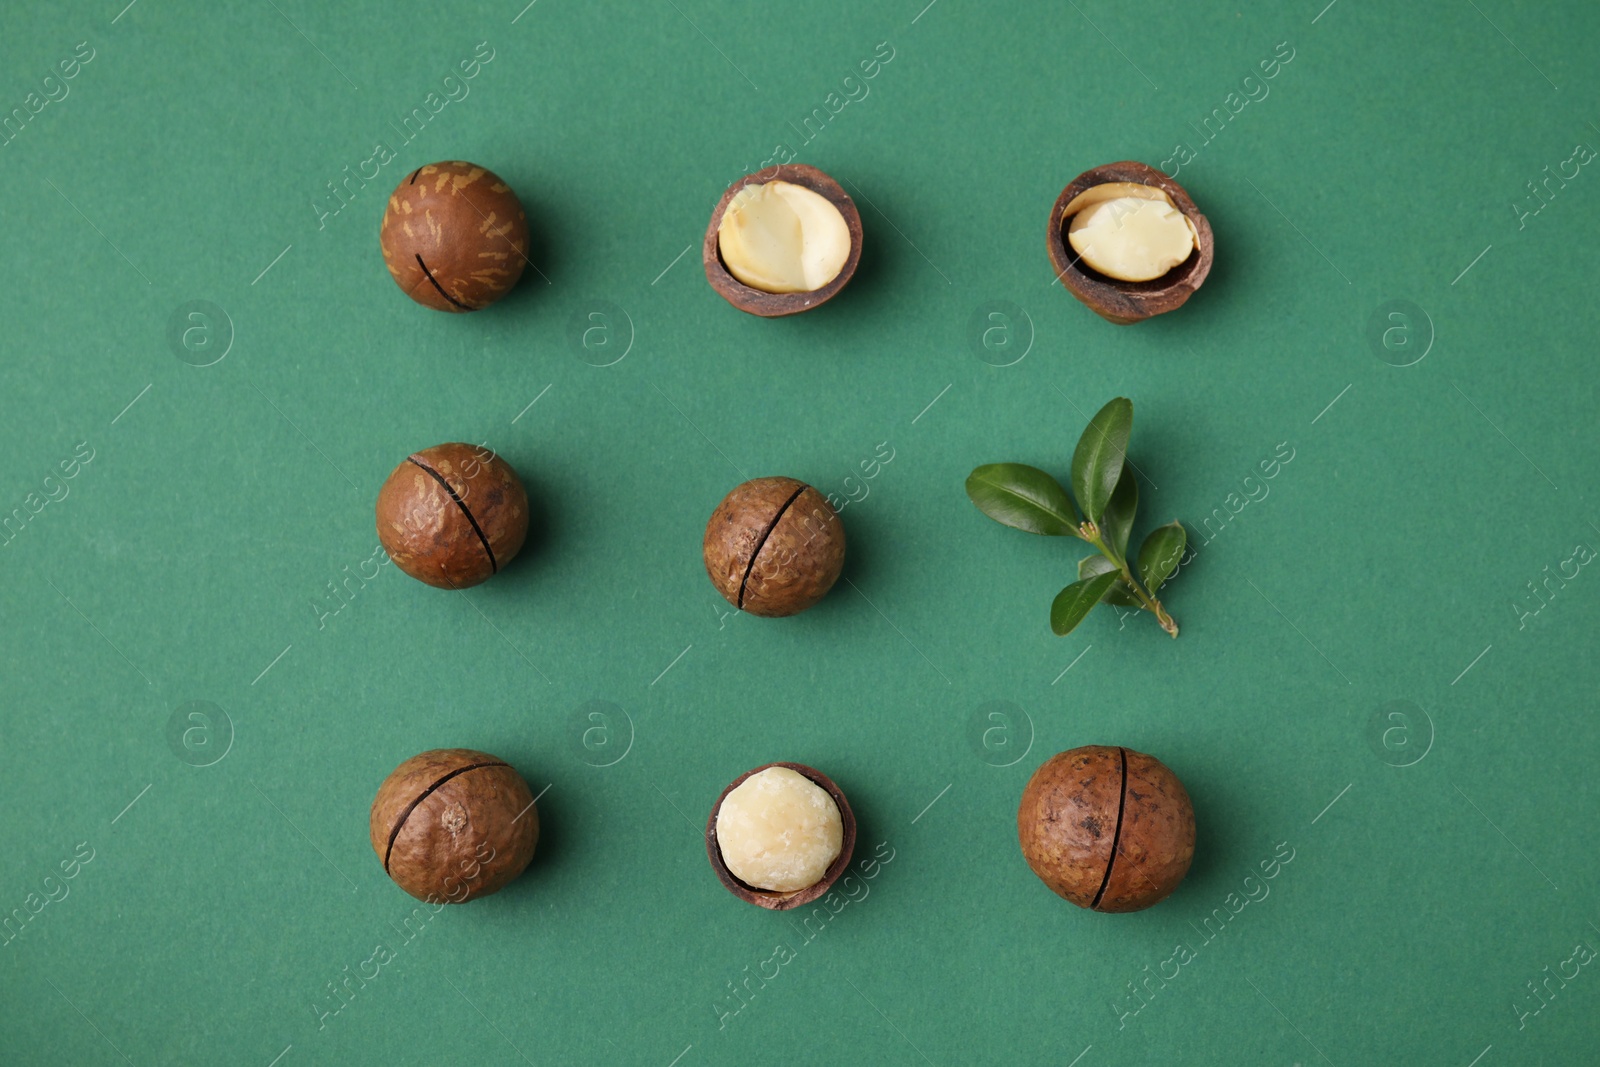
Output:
left=1018, top=745, right=1195, bottom=912
left=1066, top=182, right=1198, bottom=283
left=717, top=181, right=851, bottom=293
left=715, top=766, right=843, bottom=892
left=703, top=476, right=845, bottom=618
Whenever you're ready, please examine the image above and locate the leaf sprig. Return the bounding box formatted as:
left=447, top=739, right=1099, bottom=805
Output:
left=965, top=397, right=1186, bottom=638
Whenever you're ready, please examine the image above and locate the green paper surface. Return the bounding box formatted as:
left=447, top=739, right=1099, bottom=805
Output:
left=2, top=0, right=1597, bottom=1063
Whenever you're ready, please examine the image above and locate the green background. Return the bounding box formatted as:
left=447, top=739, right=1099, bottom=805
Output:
left=2, top=0, right=1596, bottom=1063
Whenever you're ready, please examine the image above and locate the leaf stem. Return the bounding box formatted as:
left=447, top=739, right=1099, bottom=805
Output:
left=1085, top=529, right=1179, bottom=638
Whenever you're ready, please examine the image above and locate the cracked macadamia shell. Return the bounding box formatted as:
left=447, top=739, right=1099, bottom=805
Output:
left=1017, top=745, right=1195, bottom=913
left=703, top=163, right=863, bottom=317
left=702, top=476, right=845, bottom=617
left=375, top=443, right=529, bottom=589
left=379, top=161, right=528, bottom=312
left=369, top=748, right=539, bottom=903
left=705, top=762, right=857, bottom=910
left=1046, top=161, right=1213, bottom=324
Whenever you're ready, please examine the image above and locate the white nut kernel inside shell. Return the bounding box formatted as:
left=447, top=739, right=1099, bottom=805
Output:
left=716, top=766, right=843, bottom=893
left=1065, top=182, right=1197, bottom=283
left=717, top=181, right=851, bottom=294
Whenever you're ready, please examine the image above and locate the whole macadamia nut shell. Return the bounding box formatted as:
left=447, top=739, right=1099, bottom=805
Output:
left=380, top=161, right=529, bottom=312
left=1017, top=745, right=1195, bottom=913
left=703, top=476, right=845, bottom=617
left=376, top=443, right=529, bottom=589
left=370, top=748, right=539, bottom=903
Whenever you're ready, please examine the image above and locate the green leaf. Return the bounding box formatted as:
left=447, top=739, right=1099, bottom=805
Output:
left=1071, top=398, right=1133, bottom=524
left=965, top=464, right=1079, bottom=536
left=1101, top=468, right=1138, bottom=556
left=1137, top=522, right=1187, bottom=592
left=1051, top=572, right=1118, bottom=635
left=1078, top=555, right=1140, bottom=607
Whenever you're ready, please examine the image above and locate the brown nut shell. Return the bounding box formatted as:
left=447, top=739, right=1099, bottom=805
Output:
left=1046, top=161, right=1213, bottom=324
left=703, top=164, right=863, bottom=317
left=705, top=761, right=856, bottom=910
left=376, top=443, right=529, bottom=589
left=379, top=161, right=529, bottom=312
left=1017, top=745, right=1195, bottom=913
left=702, top=476, right=845, bottom=617
left=369, top=748, right=539, bottom=903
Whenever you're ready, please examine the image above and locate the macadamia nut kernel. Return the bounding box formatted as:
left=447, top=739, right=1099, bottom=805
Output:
left=715, top=766, right=843, bottom=892
left=1066, top=183, right=1198, bottom=283
left=717, top=181, right=851, bottom=293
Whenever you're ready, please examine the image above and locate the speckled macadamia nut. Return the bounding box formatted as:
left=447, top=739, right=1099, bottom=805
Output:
left=702, top=476, right=845, bottom=617
left=715, top=766, right=844, bottom=892
left=369, top=748, right=539, bottom=903
left=379, top=161, right=529, bottom=312
left=1017, top=745, right=1195, bottom=913
left=375, top=443, right=529, bottom=589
